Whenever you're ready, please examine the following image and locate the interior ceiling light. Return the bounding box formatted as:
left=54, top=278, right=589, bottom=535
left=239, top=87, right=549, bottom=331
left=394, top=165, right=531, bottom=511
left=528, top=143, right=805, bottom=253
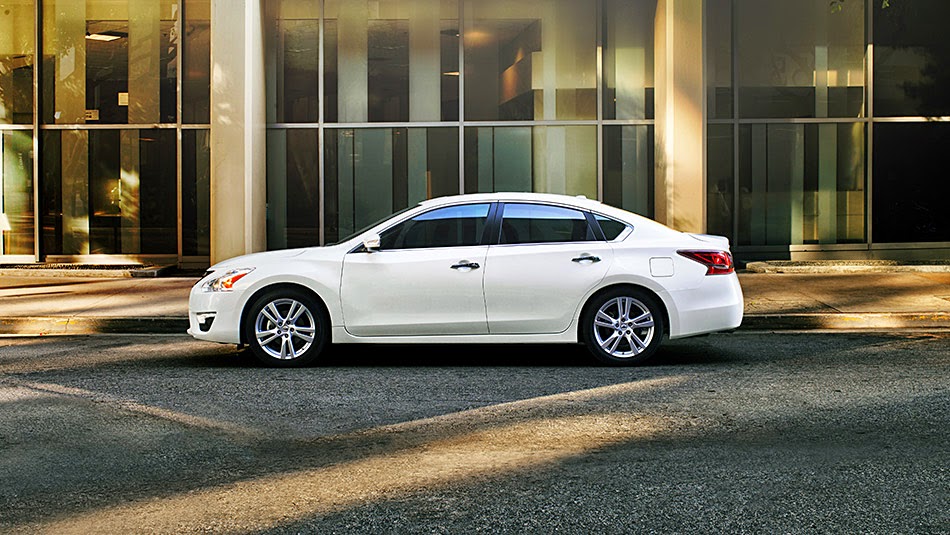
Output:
left=442, top=71, right=460, bottom=76
left=85, top=32, right=125, bottom=42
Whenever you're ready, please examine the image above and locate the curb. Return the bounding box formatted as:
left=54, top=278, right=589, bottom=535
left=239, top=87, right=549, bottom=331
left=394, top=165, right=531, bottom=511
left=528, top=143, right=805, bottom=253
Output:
left=739, top=312, right=950, bottom=331
left=2, top=314, right=949, bottom=336
left=0, top=317, right=189, bottom=335
left=744, top=261, right=950, bottom=274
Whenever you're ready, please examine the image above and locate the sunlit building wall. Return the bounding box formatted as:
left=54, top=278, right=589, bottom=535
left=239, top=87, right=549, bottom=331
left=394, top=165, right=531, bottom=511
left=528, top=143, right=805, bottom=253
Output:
left=0, top=0, right=947, bottom=265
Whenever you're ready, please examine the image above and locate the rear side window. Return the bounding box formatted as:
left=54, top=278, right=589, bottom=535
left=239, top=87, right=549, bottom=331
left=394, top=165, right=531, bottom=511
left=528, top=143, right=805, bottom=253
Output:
left=596, top=214, right=629, bottom=240
left=379, top=203, right=491, bottom=250
left=499, top=203, right=597, bottom=245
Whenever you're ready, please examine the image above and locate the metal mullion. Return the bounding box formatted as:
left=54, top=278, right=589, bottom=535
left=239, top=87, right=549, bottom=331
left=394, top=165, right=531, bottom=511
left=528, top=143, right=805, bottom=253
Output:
left=286, top=121, right=460, bottom=129
left=864, top=0, right=874, bottom=249
left=32, top=0, right=42, bottom=262
left=0, top=125, right=35, bottom=131
left=176, top=0, right=184, bottom=265
left=602, top=119, right=656, bottom=126
left=731, top=0, right=739, bottom=247
left=458, top=0, right=465, bottom=195
left=40, top=123, right=180, bottom=129
left=734, top=117, right=870, bottom=125
left=318, top=0, right=325, bottom=245
left=462, top=120, right=600, bottom=127
left=595, top=0, right=603, bottom=201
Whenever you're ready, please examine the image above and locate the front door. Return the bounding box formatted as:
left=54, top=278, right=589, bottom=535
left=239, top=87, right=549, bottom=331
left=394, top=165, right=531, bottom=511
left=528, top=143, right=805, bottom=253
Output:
left=341, top=203, right=493, bottom=337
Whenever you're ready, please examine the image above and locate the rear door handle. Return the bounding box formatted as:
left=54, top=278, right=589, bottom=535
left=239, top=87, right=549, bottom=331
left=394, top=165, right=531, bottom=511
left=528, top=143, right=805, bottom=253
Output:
left=572, top=255, right=601, bottom=263
left=451, top=261, right=480, bottom=270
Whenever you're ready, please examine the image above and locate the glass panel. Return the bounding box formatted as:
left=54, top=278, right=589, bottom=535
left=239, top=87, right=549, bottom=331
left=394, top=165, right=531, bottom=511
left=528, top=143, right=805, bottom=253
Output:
left=267, top=128, right=319, bottom=250
left=499, top=203, right=594, bottom=245
left=595, top=214, right=627, bottom=241
left=603, top=125, right=653, bottom=217
left=0, top=0, right=35, bottom=124
left=873, top=123, right=950, bottom=243
left=706, top=0, right=732, bottom=119
left=379, top=203, right=489, bottom=249
left=42, top=0, right=179, bottom=124
left=266, top=0, right=319, bottom=123
left=463, top=0, right=596, bottom=121
left=874, top=1, right=950, bottom=117
left=707, top=124, right=734, bottom=241
left=602, top=0, right=654, bottom=120
left=182, top=129, right=210, bottom=256
left=324, top=127, right=459, bottom=244
left=41, top=129, right=177, bottom=255
left=325, top=0, right=459, bottom=123
left=183, top=0, right=210, bottom=123
left=738, top=123, right=865, bottom=247
left=735, top=0, right=865, bottom=119
left=464, top=126, right=596, bottom=197
left=1, top=130, right=33, bottom=254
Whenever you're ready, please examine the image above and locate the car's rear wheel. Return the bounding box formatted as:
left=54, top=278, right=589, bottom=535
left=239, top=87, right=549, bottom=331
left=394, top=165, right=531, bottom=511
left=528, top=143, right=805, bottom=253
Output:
left=243, top=288, right=327, bottom=367
left=582, top=288, right=665, bottom=366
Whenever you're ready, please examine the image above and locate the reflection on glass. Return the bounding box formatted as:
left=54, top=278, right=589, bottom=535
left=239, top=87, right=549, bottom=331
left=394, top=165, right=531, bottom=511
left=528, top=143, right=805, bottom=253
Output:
left=603, top=125, right=654, bottom=217
left=738, top=123, right=865, bottom=246
left=0, top=0, right=34, bottom=124
left=736, top=0, right=865, bottom=118
left=464, top=0, right=596, bottom=121
left=603, top=0, right=654, bottom=120
left=706, top=0, right=732, bottom=119
left=267, top=128, right=319, bottom=249
left=266, top=0, right=319, bottom=123
left=182, top=129, right=210, bottom=256
left=41, top=129, right=177, bottom=255
left=706, top=125, right=734, bottom=241
left=873, top=123, right=950, bottom=243
left=464, top=126, right=596, bottom=198
left=324, top=127, right=458, bottom=244
left=1, top=130, right=33, bottom=255
left=183, top=0, right=210, bottom=123
left=874, top=1, right=950, bottom=117
left=325, top=0, right=459, bottom=123
left=42, top=0, right=179, bottom=124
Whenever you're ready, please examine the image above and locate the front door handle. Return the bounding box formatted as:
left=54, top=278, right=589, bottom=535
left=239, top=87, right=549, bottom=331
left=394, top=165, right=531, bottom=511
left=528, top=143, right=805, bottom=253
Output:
left=451, top=261, right=480, bottom=270
left=572, top=255, right=601, bottom=263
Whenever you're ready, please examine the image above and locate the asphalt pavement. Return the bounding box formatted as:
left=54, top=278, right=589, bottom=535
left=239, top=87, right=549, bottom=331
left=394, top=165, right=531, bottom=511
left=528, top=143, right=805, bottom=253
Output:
left=0, top=264, right=949, bottom=334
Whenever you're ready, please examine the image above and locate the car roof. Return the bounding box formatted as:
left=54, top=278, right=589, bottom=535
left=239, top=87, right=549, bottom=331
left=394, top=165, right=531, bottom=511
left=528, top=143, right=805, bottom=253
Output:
left=417, top=192, right=661, bottom=228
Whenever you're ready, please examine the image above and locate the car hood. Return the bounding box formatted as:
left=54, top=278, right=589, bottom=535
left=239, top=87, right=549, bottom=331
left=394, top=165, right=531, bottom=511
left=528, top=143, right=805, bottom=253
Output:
left=209, top=247, right=312, bottom=271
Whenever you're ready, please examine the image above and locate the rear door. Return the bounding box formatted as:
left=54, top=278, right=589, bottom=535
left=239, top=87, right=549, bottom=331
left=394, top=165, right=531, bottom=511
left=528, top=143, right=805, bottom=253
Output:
left=483, top=202, right=613, bottom=334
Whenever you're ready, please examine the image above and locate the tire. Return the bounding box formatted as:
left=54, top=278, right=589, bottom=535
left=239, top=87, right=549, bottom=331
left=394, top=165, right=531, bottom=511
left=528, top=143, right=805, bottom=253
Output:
left=581, top=288, right=665, bottom=366
left=243, top=288, right=327, bottom=367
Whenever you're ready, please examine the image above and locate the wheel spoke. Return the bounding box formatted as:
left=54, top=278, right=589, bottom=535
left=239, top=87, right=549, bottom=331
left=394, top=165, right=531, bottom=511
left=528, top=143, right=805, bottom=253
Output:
left=630, top=332, right=646, bottom=352
left=596, top=310, right=617, bottom=326
left=622, top=297, right=632, bottom=320
left=257, top=329, right=280, bottom=346
left=279, top=337, right=289, bottom=359
left=288, top=301, right=307, bottom=323
left=294, top=331, right=314, bottom=344
left=263, top=304, right=283, bottom=326
left=624, top=334, right=639, bottom=354
left=599, top=331, right=619, bottom=351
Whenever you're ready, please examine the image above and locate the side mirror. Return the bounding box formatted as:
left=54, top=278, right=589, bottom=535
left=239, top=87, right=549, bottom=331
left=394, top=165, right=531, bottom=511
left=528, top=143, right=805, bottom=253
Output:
left=362, top=233, right=381, bottom=252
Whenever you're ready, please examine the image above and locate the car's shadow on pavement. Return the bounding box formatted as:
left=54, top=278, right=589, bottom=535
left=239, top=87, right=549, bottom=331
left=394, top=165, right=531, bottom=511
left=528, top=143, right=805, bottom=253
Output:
left=188, top=336, right=744, bottom=369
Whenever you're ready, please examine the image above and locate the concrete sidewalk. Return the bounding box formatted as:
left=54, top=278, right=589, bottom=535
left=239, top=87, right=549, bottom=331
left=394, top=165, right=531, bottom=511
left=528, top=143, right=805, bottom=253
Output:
left=0, top=271, right=949, bottom=335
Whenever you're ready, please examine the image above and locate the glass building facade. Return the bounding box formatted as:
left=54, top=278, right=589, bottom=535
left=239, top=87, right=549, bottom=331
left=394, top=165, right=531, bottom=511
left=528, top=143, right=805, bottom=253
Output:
left=1, top=0, right=948, bottom=265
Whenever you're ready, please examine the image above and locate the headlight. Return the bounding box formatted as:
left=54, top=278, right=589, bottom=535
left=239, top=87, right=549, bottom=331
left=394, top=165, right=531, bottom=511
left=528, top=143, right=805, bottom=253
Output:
left=200, top=268, right=255, bottom=292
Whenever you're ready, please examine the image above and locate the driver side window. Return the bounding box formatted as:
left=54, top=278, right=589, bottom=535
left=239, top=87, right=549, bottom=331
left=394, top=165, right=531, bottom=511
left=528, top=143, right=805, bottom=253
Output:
left=378, top=203, right=491, bottom=250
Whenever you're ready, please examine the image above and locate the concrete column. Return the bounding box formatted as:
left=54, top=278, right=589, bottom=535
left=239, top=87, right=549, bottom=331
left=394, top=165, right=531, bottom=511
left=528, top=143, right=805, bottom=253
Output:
left=654, top=0, right=704, bottom=233
left=211, top=0, right=267, bottom=263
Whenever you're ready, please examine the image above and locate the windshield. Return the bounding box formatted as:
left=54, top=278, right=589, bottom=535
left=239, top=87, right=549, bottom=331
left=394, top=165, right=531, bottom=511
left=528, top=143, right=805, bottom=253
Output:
left=327, top=205, right=416, bottom=245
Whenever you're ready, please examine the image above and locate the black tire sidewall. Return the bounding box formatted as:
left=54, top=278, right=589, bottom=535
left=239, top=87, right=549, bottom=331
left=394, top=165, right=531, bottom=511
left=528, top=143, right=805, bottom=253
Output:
left=243, top=289, right=327, bottom=367
left=582, top=288, right=665, bottom=366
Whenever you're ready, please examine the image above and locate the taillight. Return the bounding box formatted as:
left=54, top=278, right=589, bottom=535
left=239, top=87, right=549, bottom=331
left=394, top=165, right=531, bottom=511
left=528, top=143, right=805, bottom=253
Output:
left=677, top=250, right=735, bottom=275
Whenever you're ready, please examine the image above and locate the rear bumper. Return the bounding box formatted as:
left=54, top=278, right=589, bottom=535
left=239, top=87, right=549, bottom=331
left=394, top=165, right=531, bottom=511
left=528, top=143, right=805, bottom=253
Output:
left=668, top=273, right=744, bottom=338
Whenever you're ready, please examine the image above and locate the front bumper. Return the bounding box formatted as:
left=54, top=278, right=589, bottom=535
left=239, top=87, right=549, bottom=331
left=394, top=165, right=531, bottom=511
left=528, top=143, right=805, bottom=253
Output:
left=188, top=285, right=245, bottom=344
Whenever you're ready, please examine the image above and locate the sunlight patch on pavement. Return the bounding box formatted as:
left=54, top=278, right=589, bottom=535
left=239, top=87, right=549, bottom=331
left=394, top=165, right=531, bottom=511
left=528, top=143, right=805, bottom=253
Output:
left=10, top=381, right=259, bottom=438
left=30, top=377, right=684, bottom=534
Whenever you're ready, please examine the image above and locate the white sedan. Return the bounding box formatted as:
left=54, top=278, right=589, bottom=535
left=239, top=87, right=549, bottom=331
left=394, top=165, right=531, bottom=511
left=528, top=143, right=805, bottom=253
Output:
left=188, top=193, right=743, bottom=366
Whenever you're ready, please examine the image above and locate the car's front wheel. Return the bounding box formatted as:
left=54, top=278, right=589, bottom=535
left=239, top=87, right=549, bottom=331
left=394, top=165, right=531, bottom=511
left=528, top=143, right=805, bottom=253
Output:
left=243, top=288, right=327, bottom=367
left=581, top=288, right=665, bottom=366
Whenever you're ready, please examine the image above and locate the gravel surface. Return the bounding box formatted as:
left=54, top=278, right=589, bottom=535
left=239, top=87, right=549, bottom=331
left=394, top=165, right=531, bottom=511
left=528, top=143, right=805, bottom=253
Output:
left=0, top=333, right=947, bottom=534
